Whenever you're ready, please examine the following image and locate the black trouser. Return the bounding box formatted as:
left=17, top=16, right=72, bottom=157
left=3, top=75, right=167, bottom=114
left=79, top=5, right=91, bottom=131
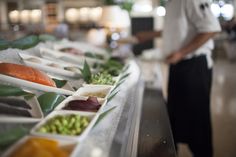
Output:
left=167, top=55, right=213, bottom=157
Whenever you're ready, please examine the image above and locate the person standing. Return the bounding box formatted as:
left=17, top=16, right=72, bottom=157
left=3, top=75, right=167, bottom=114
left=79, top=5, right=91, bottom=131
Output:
left=136, top=0, right=221, bottom=156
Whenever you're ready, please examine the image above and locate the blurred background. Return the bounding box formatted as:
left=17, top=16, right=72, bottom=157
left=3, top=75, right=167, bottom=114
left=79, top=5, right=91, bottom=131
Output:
left=0, top=0, right=236, bottom=157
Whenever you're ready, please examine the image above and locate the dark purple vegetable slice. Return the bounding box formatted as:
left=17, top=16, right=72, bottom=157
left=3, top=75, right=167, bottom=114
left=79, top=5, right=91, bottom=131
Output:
left=0, top=102, right=31, bottom=117
left=64, top=97, right=101, bottom=112
left=0, top=97, right=31, bottom=109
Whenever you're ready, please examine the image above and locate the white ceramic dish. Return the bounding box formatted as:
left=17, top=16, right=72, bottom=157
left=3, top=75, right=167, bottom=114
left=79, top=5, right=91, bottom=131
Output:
left=0, top=96, right=43, bottom=123
left=53, top=41, right=108, bottom=57
left=31, top=110, right=97, bottom=142
left=74, top=85, right=113, bottom=99
left=19, top=53, right=81, bottom=78
left=2, top=135, right=77, bottom=157
left=40, top=47, right=104, bottom=66
left=0, top=74, right=74, bottom=95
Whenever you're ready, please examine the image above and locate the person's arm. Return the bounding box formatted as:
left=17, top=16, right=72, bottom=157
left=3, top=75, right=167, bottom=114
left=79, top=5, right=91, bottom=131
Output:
left=135, top=31, right=162, bottom=43
left=166, top=32, right=218, bottom=64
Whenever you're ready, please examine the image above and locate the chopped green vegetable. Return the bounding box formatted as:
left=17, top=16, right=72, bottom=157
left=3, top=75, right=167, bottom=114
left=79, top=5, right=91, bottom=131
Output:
left=90, top=71, right=115, bottom=85
left=37, top=114, right=90, bottom=136
left=100, top=59, right=124, bottom=76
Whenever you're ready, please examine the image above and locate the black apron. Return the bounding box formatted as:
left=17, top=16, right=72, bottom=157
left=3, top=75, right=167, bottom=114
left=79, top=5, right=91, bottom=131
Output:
left=167, top=55, right=213, bottom=157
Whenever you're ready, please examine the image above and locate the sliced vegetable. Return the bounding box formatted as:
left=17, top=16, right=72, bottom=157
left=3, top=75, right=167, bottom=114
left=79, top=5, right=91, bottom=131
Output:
left=64, top=97, right=101, bottom=112
left=0, top=63, right=56, bottom=87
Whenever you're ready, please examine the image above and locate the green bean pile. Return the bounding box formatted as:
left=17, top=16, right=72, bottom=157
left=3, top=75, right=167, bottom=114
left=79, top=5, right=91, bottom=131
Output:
left=37, top=114, right=90, bottom=136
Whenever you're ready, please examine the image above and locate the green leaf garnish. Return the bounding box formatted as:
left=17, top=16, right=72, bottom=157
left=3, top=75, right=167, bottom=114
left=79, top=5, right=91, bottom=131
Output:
left=52, top=78, right=67, bottom=88
left=0, top=84, right=33, bottom=97
left=38, top=92, right=65, bottom=115
left=11, top=35, right=39, bottom=50
left=39, top=34, right=56, bottom=42
left=80, top=60, right=92, bottom=83
left=0, top=126, right=29, bottom=150
left=110, top=80, right=125, bottom=94
left=119, top=73, right=130, bottom=82
left=94, top=106, right=117, bottom=127
left=0, top=39, right=10, bottom=50
left=107, top=90, right=120, bottom=102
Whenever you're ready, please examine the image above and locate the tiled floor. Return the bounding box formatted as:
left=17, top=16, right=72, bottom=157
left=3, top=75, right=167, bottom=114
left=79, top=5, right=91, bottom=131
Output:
left=178, top=59, right=236, bottom=157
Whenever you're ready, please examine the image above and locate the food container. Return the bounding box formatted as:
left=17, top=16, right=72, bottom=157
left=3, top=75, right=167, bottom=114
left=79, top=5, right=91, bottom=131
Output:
left=0, top=96, right=43, bottom=123
left=0, top=74, right=74, bottom=95
left=31, top=110, right=97, bottom=142
left=19, top=53, right=82, bottom=78
left=2, top=135, right=77, bottom=157
left=55, top=95, right=107, bottom=113
left=75, top=85, right=113, bottom=99
left=39, top=47, right=104, bottom=66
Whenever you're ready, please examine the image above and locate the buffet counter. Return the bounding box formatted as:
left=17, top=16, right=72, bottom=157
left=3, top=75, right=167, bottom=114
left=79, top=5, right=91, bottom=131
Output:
left=0, top=37, right=176, bottom=157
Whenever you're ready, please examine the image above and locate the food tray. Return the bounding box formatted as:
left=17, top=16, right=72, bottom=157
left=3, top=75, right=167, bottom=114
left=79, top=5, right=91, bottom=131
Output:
left=31, top=110, right=97, bottom=142
left=2, top=135, right=77, bottom=157
left=55, top=95, right=107, bottom=113
left=74, top=85, right=113, bottom=99
left=0, top=74, right=74, bottom=95
left=39, top=47, right=104, bottom=66
left=0, top=96, right=43, bottom=123
left=19, top=53, right=82, bottom=78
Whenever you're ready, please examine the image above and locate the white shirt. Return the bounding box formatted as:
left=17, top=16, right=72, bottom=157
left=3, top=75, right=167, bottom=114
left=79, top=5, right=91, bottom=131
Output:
left=163, top=0, right=221, bottom=68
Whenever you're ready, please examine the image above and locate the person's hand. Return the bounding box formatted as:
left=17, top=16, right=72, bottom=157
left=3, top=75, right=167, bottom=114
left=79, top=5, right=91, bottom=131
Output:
left=135, top=32, right=150, bottom=43
left=135, top=31, right=161, bottom=43
left=166, top=52, right=184, bottom=64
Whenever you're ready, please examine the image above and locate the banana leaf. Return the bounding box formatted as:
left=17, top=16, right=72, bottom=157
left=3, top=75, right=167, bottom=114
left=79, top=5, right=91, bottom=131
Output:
left=0, top=126, right=29, bottom=150
left=80, top=60, right=92, bottom=83
left=94, top=106, right=117, bottom=127
left=0, top=39, right=10, bottom=50
left=110, top=80, right=125, bottom=94
left=52, top=78, right=67, bottom=88
left=39, top=34, right=56, bottom=42
left=0, top=84, right=33, bottom=97
left=107, top=90, right=120, bottom=102
left=38, top=92, right=65, bottom=115
left=118, top=73, right=130, bottom=82
left=11, top=35, right=39, bottom=50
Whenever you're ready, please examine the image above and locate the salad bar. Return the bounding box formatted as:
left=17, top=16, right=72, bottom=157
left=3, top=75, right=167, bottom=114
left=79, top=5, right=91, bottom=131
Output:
left=0, top=36, right=143, bottom=157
